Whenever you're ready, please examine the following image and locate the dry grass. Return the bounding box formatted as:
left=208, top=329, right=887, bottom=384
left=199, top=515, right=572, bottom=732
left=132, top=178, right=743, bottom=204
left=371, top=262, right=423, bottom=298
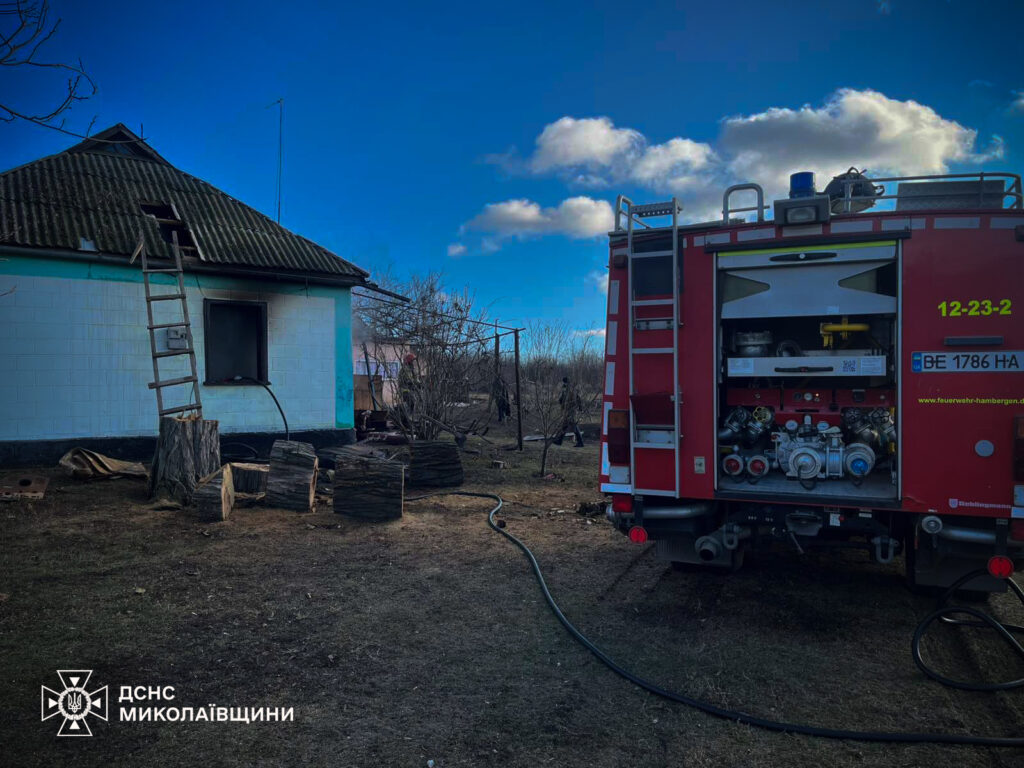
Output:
left=1, top=433, right=1023, bottom=767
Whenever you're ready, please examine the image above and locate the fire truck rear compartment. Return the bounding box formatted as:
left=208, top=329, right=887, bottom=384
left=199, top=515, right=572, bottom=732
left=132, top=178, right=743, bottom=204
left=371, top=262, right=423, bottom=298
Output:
left=715, top=240, right=899, bottom=503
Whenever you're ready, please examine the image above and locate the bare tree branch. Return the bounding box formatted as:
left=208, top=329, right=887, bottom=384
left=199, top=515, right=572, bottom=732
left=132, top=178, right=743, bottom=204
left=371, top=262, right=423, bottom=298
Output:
left=355, top=270, right=499, bottom=442
left=519, top=322, right=601, bottom=475
left=0, top=1, right=146, bottom=142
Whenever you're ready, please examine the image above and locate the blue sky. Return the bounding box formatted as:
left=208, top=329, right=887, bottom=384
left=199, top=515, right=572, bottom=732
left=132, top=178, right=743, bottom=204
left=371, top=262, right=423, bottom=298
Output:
left=2, top=0, right=1022, bottom=332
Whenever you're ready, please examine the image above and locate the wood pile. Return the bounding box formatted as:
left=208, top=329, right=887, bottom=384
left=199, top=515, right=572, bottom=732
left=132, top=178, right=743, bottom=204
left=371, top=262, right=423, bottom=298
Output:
left=229, top=462, right=268, bottom=494
left=265, top=440, right=318, bottom=513
left=193, top=465, right=235, bottom=522
left=149, top=416, right=220, bottom=502
left=334, top=455, right=403, bottom=521
left=408, top=440, right=463, bottom=488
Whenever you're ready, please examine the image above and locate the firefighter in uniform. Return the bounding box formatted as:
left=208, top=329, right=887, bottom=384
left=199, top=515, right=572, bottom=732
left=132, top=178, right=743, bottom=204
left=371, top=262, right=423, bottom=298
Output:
left=397, top=352, right=420, bottom=435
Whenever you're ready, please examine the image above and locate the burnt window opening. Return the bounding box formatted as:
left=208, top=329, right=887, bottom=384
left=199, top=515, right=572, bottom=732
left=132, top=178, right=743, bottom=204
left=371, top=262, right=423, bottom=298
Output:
left=140, top=202, right=198, bottom=251
left=203, top=299, right=269, bottom=385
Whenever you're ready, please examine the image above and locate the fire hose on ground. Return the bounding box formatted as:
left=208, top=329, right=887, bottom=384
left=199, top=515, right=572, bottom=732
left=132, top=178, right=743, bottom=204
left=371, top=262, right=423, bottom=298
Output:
left=407, top=491, right=1024, bottom=748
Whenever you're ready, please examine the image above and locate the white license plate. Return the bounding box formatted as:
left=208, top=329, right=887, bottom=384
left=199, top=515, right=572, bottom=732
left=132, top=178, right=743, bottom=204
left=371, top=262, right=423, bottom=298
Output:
left=912, top=351, right=1024, bottom=372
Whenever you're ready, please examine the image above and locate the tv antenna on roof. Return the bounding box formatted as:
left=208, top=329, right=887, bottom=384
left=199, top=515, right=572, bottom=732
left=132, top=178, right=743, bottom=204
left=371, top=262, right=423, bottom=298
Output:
left=267, top=97, right=284, bottom=223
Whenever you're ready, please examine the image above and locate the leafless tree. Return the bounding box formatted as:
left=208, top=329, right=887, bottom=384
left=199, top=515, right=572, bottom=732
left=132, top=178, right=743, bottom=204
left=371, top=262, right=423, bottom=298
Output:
left=521, top=322, right=601, bottom=476
left=0, top=1, right=100, bottom=137
left=354, top=271, right=498, bottom=443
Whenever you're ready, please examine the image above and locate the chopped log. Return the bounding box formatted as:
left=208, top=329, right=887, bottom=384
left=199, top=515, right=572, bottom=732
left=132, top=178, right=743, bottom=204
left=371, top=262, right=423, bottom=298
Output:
left=408, top=440, right=464, bottom=488
left=229, top=462, right=268, bottom=494
left=265, top=440, right=318, bottom=513
left=334, top=456, right=403, bottom=521
left=149, top=417, right=220, bottom=503
left=234, top=491, right=266, bottom=508
left=193, top=465, right=235, bottom=522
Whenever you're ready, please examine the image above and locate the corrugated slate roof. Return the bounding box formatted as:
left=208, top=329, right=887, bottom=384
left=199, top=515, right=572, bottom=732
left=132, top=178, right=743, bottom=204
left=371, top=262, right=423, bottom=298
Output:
left=0, top=124, right=368, bottom=280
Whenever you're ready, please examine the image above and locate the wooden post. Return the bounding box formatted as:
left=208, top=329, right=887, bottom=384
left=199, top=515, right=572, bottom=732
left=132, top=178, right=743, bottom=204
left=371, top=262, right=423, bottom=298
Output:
left=408, top=440, right=464, bottom=488
left=193, top=465, right=235, bottom=522
left=149, top=416, right=220, bottom=502
left=361, top=342, right=380, bottom=410
left=514, top=329, right=523, bottom=451
left=334, top=456, right=403, bottom=521
left=265, top=440, right=318, bottom=512
left=486, top=323, right=499, bottom=417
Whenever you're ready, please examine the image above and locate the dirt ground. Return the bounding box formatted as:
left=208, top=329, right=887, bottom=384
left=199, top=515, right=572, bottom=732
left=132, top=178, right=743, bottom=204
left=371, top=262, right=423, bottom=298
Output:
left=2, top=434, right=1024, bottom=768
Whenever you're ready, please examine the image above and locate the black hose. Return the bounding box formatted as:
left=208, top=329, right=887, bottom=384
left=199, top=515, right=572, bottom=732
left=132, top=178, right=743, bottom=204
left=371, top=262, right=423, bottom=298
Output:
left=220, top=441, right=260, bottom=461
left=232, top=376, right=289, bottom=440
left=406, top=492, right=1024, bottom=747
left=260, top=381, right=290, bottom=441
left=912, top=569, right=1024, bottom=692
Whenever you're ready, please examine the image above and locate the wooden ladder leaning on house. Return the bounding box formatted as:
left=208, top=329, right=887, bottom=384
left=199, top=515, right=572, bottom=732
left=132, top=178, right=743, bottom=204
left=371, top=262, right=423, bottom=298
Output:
left=131, top=230, right=203, bottom=420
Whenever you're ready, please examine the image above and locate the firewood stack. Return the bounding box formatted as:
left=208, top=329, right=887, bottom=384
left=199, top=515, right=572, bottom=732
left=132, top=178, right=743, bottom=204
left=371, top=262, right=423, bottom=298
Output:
left=229, top=462, right=269, bottom=494
left=149, top=416, right=220, bottom=503
left=408, top=440, right=464, bottom=488
left=333, top=455, right=403, bottom=521
left=193, top=465, right=235, bottom=522
left=265, top=440, right=319, bottom=513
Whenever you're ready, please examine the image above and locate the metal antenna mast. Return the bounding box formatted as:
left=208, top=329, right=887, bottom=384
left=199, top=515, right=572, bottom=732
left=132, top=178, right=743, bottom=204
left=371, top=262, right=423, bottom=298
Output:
left=267, top=98, right=284, bottom=223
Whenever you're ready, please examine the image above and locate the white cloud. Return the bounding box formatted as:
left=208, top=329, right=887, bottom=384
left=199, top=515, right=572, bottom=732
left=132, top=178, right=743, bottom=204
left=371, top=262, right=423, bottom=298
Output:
left=630, top=137, right=715, bottom=186
left=586, top=269, right=609, bottom=293
left=447, top=242, right=466, bottom=257
left=1012, top=91, right=1024, bottom=112
left=467, top=89, right=1006, bottom=244
left=522, top=115, right=716, bottom=193
left=464, top=196, right=613, bottom=242
left=720, top=88, right=1004, bottom=191
left=529, top=117, right=641, bottom=174
left=498, top=89, right=1004, bottom=220
left=575, top=328, right=606, bottom=338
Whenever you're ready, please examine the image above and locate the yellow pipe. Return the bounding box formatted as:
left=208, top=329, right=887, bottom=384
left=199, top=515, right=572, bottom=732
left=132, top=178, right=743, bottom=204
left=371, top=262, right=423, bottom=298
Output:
left=821, top=322, right=870, bottom=333
left=819, top=318, right=870, bottom=349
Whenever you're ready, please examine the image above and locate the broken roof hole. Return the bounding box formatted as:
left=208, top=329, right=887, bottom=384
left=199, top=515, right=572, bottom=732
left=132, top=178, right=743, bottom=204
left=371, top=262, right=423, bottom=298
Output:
left=140, top=202, right=197, bottom=250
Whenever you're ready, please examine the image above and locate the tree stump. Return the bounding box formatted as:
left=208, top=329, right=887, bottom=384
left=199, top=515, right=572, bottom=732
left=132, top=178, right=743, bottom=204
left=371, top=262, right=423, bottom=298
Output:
left=408, top=440, right=464, bottom=488
left=229, top=462, right=268, bottom=494
left=193, top=465, right=235, bottom=522
left=149, top=416, right=220, bottom=503
left=265, top=440, right=318, bottom=513
left=334, top=456, right=403, bottom=521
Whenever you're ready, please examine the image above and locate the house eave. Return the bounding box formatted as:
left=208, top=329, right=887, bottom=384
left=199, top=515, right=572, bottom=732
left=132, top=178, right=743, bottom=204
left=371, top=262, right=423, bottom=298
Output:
left=0, top=244, right=368, bottom=289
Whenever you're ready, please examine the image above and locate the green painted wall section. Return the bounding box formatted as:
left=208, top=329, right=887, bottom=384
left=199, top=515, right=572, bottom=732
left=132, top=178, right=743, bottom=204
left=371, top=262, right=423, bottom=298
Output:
left=334, top=291, right=354, bottom=429
left=0, top=249, right=345, bottom=296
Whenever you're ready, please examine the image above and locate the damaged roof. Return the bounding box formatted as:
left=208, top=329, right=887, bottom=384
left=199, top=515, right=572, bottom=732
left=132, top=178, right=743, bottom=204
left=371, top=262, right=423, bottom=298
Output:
left=0, top=123, right=369, bottom=281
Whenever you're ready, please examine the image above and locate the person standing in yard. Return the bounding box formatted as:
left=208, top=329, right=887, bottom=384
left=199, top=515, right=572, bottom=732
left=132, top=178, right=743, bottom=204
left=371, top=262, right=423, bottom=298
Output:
left=494, top=377, right=511, bottom=423
left=397, top=352, right=420, bottom=435
left=555, top=376, right=585, bottom=447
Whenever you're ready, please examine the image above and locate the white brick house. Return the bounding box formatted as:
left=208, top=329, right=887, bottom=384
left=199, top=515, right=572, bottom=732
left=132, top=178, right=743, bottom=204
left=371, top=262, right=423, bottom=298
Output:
left=0, top=124, right=372, bottom=464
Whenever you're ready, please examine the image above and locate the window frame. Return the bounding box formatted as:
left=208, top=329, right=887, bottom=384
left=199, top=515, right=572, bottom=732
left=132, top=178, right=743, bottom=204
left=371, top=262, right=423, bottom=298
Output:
left=202, top=298, right=270, bottom=386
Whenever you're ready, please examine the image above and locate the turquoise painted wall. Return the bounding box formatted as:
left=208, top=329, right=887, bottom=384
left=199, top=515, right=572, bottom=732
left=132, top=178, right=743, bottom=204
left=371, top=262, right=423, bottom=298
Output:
left=0, top=251, right=356, bottom=439
left=333, top=290, right=354, bottom=429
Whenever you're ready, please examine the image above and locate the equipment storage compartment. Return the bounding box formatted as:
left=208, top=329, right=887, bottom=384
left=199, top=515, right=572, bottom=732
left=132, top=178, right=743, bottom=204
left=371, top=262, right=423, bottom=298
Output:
left=715, top=241, right=899, bottom=502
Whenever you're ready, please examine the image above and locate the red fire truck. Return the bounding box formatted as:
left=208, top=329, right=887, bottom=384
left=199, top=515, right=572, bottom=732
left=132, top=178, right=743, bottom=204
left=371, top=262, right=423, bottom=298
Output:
left=600, top=170, right=1024, bottom=592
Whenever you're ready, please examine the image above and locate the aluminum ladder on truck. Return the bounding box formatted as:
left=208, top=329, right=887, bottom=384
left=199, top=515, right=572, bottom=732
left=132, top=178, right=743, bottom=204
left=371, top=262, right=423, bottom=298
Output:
left=131, top=230, right=203, bottom=421
left=625, top=198, right=681, bottom=497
